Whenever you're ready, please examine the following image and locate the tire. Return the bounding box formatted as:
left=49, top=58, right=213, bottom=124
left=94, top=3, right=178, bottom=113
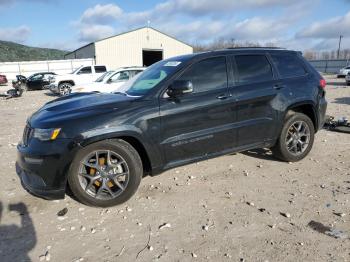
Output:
left=272, top=112, right=315, bottom=162
left=59, top=82, right=72, bottom=96
left=68, top=139, right=143, bottom=207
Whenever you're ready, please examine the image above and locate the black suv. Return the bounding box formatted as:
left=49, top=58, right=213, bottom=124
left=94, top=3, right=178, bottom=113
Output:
left=16, top=48, right=327, bottom=207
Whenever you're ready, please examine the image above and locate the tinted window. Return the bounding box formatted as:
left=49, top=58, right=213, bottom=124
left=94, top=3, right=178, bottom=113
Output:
left=271, top=53, right=307, bottom=78
left=179, top=57, right=227, bottom=93
left=30, top=74, right=43, bottom=80
left=95, top=66, right=107, bottom=73
left=235, top=55, right=273, bottom=84
left=79, top=67, right=92, bottom=74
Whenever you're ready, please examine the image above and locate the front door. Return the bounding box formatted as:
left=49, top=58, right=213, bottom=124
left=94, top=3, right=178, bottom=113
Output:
left=159, top=56, right=236, bottom=167
left=27, top=74, right=43, bottom=90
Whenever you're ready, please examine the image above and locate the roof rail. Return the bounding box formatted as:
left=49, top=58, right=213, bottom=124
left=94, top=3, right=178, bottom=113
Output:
left=225, top=47, right=285, bottom=50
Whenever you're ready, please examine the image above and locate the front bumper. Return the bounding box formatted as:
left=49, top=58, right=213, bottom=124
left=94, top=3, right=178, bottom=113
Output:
left=16, top=162, right=65, bottom=199
left=16, top=138, right=78, bottom=200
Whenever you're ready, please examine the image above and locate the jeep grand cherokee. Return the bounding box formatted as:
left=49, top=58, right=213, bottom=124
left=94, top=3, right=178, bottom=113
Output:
left=16, top=48, right=327, bottom=207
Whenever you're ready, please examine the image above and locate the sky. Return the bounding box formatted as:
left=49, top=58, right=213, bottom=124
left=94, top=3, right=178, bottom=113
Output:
left=0, top=0, right=349, bottom=52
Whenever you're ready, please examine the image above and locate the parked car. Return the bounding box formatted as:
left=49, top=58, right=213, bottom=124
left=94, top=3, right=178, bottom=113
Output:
left=48, top=65, right=107, bottom=96
left=16, top=48, right=327, bottom=207
left=71, top=67, right=145, bottom=94
left=337, top=66, right=350, bottom=77
left=345, top=72, right=350, bottom=85
left=0, top=74, right=8, bottom=85
left=24, top=72, right=57, bottom=90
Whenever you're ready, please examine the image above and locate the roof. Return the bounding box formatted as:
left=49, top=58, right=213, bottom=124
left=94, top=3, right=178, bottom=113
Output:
left=64, top=43, right=95, bottom=58
left=65, top=27, right=193, bottom=56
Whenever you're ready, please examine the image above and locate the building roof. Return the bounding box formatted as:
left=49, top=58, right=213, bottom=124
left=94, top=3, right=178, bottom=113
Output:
left=65, top=26, right=193, bottom=57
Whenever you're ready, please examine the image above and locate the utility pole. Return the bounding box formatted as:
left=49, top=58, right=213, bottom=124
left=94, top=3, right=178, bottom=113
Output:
left=337, top=35, right=343, bottom=59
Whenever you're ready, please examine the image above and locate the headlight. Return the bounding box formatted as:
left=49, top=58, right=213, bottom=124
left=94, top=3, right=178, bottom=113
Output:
left=33, top=128, right=61, bottom=141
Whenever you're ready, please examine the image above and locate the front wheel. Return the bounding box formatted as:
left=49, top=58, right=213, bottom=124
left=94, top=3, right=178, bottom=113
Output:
left=272, top=112, right=315, bottom=162
left=68, top=139, right=143, bottom=207
left=59, top=82, right=72, bottom=96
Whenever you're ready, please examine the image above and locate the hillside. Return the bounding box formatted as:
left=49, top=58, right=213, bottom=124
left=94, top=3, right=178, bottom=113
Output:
left=0, top=40, right=68, bottom=62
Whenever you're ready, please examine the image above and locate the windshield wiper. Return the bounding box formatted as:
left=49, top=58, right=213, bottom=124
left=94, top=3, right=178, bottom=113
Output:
left=113, top=91, right=127, bottom=96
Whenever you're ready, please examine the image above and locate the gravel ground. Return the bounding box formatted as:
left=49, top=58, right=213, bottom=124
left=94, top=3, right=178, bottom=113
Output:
left=0, top=75, right=349, bottom=262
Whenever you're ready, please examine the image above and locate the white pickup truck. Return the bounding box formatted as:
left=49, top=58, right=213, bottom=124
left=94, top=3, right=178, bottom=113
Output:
left=48, top=65, right=107, bottom=96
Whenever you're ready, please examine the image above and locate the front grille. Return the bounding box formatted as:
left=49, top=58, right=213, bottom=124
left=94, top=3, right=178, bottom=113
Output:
left=22, top=125, right=33, bottom=146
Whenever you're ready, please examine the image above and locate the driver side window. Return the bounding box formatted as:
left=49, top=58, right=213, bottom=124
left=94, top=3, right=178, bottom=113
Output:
left=31, top=74, right=43, bottom=80
left=177, top=56, right=228, bottom=93
left=78, top=67, right=92, bottom=74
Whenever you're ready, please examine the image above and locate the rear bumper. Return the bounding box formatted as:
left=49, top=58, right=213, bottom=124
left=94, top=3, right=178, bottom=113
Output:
left=317, top=98, right=327, bottom=131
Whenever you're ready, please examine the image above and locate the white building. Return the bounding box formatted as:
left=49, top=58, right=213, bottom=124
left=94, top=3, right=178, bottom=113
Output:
left=64, top=27, right=193, bottom=69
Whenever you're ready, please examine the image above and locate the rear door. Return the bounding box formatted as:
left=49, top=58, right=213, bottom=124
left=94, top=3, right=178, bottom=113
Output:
left=230, top=53, right=282, bottom=147
left=269, top=52, right=312, bottom=117
left=159, top=56, right=235, bottom=166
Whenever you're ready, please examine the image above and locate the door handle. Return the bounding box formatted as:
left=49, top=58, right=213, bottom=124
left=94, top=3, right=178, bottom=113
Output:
left=216, top=94, right=231, bottom=100
left=273, top=84, right=286, bottom=90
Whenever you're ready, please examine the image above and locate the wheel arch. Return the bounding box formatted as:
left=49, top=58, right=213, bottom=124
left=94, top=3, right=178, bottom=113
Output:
left=58, top=80, right=75, bottom=87
left=285, top=101, right=318, bottom=132
left=77, top=131, right=154, bottom=176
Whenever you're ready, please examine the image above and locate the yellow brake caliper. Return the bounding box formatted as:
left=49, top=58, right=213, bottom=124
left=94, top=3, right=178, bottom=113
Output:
left=95, top=157, right=114, bottom=188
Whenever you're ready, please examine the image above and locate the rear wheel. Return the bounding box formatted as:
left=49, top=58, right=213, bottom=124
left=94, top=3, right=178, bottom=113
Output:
left=272, top=112, right=315, bottom=162
left=68, top=139, right=143, bottom=207
left=59, top=82, right=72, bottom=96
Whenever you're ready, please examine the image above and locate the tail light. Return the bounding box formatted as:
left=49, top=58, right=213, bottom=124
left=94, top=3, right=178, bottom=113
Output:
left=319, top=79, right=326, bottom=89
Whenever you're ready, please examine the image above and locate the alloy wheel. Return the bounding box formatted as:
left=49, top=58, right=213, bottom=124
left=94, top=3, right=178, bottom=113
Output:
left=78, top=150, right=129, bottom=200
left=285, top=120, right=311, bottom=156
left=59, top=84, right=71, bottom=96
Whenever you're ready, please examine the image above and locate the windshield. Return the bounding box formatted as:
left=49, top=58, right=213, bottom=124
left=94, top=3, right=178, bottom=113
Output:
left=95, top=71, right=114, bottom=82
left=71, top=67, right=82, bottom=74
left=123, top=60, right=183, bottom=96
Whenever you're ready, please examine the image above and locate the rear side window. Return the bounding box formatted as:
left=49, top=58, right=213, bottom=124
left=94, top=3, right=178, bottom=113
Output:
left=179, top=56, right=228, bottom=93
left=79, top=66, right=92, bottom=74
left=271, top=53, right=307, bottom=78
left=95, top=66, right=107, bottom=73
left=235, top=55, right=273, bottom=84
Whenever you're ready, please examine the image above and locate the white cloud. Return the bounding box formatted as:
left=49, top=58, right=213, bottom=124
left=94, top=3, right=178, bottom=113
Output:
left=78, top=24, right=115, bottom=43
left=0, top=25, right=31, bottom=43
left=296, top=11, right=350, bottom=39
left=72, top=0, right=347, bottom=52
left=172, top=0, right=297, bottom=15
left=80, top=4, right=122, bottom=25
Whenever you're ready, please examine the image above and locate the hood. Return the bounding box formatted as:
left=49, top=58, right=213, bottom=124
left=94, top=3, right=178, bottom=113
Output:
left=71, top=82, right=101, bottom=90
left=29, top=92, right=136, bottom=127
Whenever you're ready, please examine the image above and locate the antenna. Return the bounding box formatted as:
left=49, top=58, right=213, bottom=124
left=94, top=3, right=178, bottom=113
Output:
left=146, top=21, right=151, bottom=41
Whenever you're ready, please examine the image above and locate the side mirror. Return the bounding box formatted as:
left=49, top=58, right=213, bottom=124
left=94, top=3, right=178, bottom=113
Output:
left=167, top=80, right=193, bottom=97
